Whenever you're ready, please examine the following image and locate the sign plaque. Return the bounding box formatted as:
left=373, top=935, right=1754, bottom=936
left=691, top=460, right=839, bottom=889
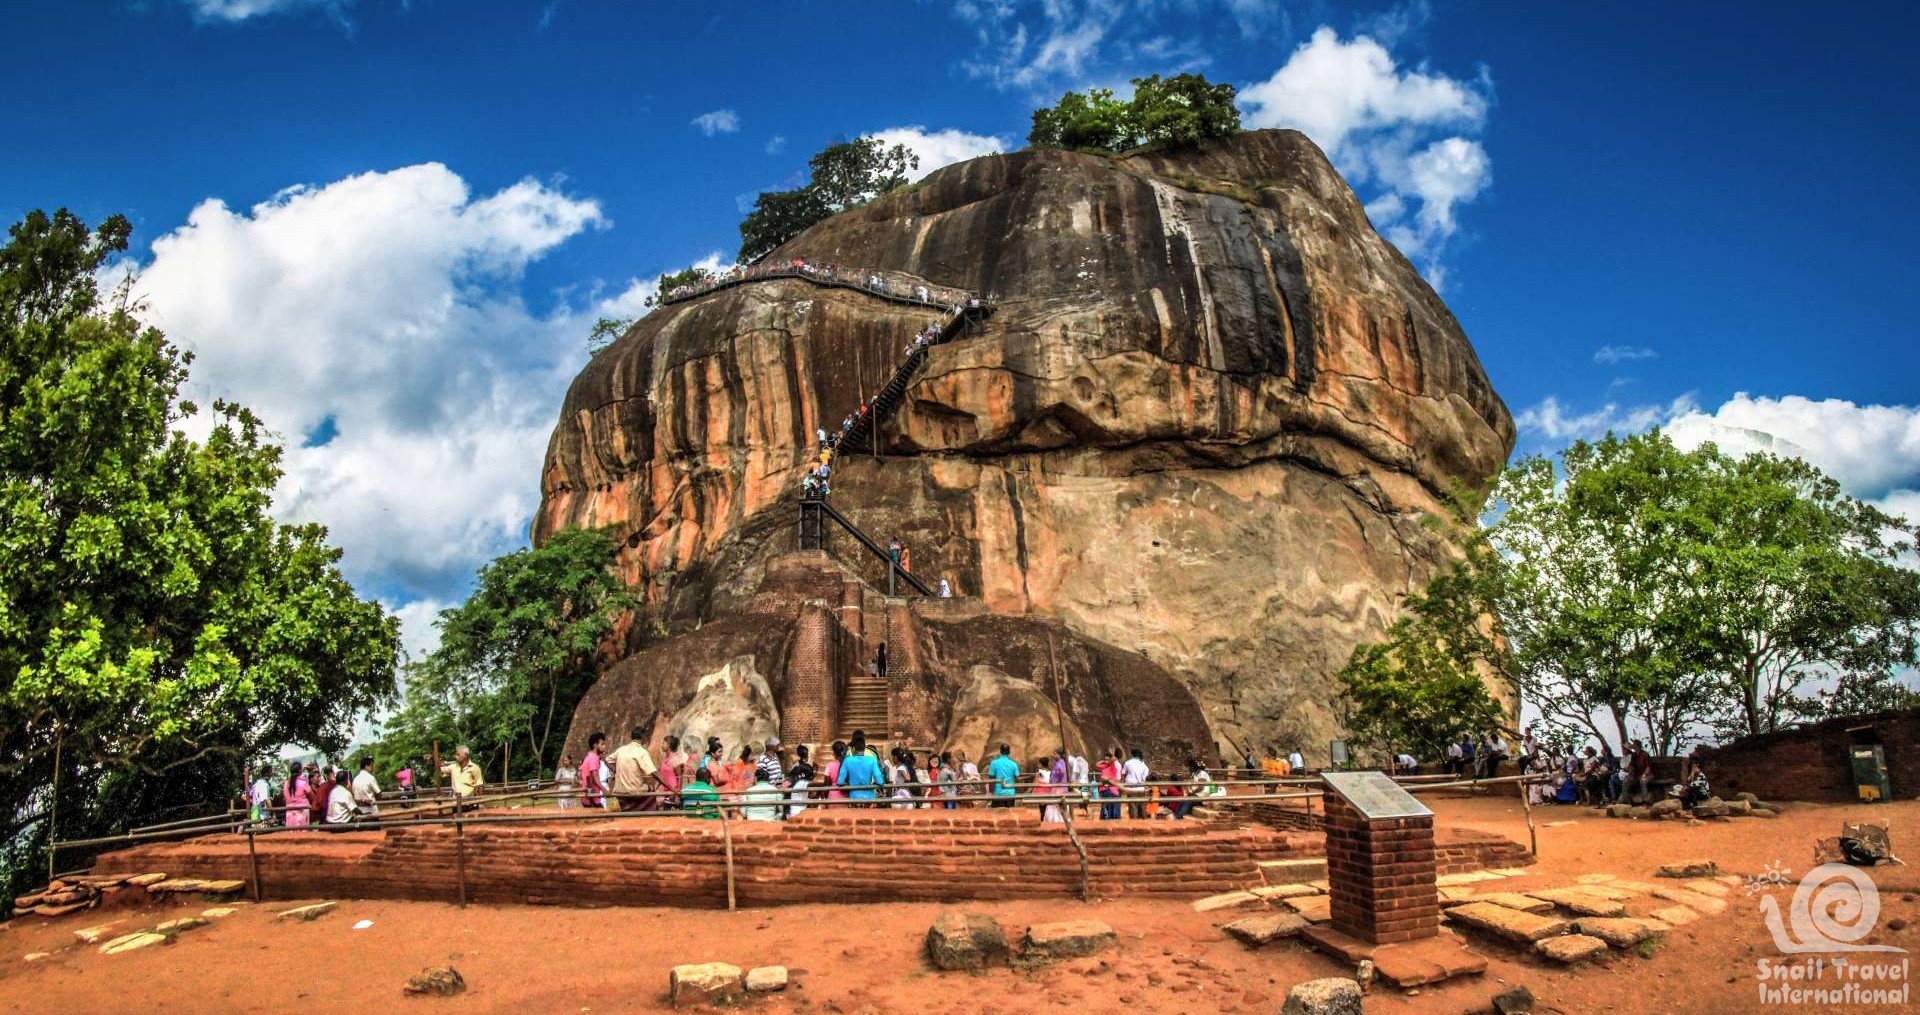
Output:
left=1320, top=770, right=1432, bottom=820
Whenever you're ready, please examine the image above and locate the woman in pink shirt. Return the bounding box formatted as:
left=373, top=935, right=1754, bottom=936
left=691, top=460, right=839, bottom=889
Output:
left=283, top=761, right=310, bottom=828
left=579, top=731, right=607, bottom=809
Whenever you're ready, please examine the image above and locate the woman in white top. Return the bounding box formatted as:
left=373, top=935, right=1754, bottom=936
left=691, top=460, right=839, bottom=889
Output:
left=553, top=755, right=578, bottom=810
left=1037, top=757, right=1064, bottom=823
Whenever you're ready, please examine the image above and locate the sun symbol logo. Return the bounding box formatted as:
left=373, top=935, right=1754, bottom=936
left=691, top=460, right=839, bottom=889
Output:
left=1746, top=861, right=1793, bottom=896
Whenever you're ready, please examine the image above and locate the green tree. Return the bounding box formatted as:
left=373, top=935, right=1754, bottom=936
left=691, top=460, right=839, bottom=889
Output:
left=1028, top=74, right=1242, bottom=151
left=586, top=316, right=632, bottom=355
left=640, top=264, right=718, bottom=310
left=372, top=527, right=638, bottom=780
left=1129, top=73, right=1242, bottom=147
left=0, top=209, right=399, bottom=901
left=736, top=137, right=917, bottom=262
left=1338, top=526, right=1508, bottom=761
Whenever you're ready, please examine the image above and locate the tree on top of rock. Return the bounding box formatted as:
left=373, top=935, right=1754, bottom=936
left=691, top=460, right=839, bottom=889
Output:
left=1028, top=73, right=1241, bottom=152
left=737, top=137, right=918, bottom=263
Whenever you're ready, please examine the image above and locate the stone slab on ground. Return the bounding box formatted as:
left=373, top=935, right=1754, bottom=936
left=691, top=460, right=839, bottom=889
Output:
left=1437, top=871, right=1507, bottom=887
left=73, top=921, right=123, bottom=944
left=1568, top=884, right=1634, bottom=901
left=1283, top=894, right=1332, bottom=923
left=1438, top=886, right=1479, bottom=903
left=1573, top=918, right=1668, bottom=949
left=668, top=963, right=742, bottom=1007
left=1023, top=920, right=1117, bottom=960
left=1527, top=888, right=1627, bottom=917
left=1651, top=886, right=1728, bottom=914
left=1535, top=934, right=1609, bottom=964
left=1251, top=883, right=1323, bottom=901
left=152, top=917, right=206, bottom=935
left=98, top=932, right=167, bottom=955
left=1447, top=902, right=1570, bottom=944
left=744, top=966, right=788, bottom=992
left=1682, top=879, right=1731, bottom=898
left=1224, top=913, right=1310, bottom=947
left=1575, top=874, right=1617, bottom=885
left=201, top=907, right=238, bottom=919
left=925, top=911, right=1008, bottom=970
left=1448, top=892, right=1555, bottom=914
left=1280, top=976, right=1363, bottom=1015
left=1371, top=936, right=1488, bottom=988
left=1299, top=924, right=1376, bottom=965
left=1609, top=880, right=1661, bottom=895
left=1192, top=890, right=1261, bottom=913
left=22, top=953, right=50, bottom=963
left=1488, top=868, right=1531, bottom=878
left=1650, top=905, right=1699, bottom=927
left=1656, top=860, right=1718, bottom=878
left=274, top=902, right=338, bottom=922
left=123, top=874, right=167, bottom=887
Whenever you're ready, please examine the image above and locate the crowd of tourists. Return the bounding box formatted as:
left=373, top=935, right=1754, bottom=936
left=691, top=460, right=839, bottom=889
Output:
left=658, top=258, right=979, bottom=309
left=242, top=745, right=485, bottom=828
left=1517, top=729, right=1712, bottom=810
left=552, top=729, right=1246, bottom=822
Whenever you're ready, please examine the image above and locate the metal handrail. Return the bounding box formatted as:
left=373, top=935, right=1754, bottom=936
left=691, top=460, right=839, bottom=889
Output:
left=657, top=262, right=983, bottom=312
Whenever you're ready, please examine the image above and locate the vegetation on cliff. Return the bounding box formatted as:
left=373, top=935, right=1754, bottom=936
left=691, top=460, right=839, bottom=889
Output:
left=737, top=136, right=919, bottom=262
left=1340, top=430, right=1920, bottom=755
left=372, top=527, right=642, bottom=781
left=0, top=210, right=399, bottom=904
left=1028, top=73, right=1241, bottom=152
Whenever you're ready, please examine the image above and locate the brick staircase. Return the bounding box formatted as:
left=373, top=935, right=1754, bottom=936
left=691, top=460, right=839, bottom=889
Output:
left=837, top=675, right=890, bottom=740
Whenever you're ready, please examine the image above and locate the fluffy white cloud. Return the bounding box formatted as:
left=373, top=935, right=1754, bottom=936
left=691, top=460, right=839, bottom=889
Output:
left=692, top=110, right=741, bottom=136
left=869, top=126, right=1009, bottom=181
left=1667, top=394, right=1920, bottom=503
left=180, top=0, right=349, bottom=21
left=1241, top=26, right=1492, bottom=279
left=1593, top=344, right=1657, bottom=365
left=1514, top=395, right=1699, bottom=443
left=128, top=164, right=660, bottom=620
left=956, top=0, right=1280, bottom=91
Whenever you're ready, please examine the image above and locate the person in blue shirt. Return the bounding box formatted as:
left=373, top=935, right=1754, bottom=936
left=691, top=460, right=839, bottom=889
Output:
left=835, top=733, right=884, bottom=802
left=986, top=743, right=1021, bottom=808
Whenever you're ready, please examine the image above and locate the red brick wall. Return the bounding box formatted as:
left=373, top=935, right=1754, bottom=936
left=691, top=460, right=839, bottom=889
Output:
left=1323, top=795, right=1439, bottom=944
left=1693, top=707, right=1919, bottom=803
left=92, top=811, right=1316, bottom=909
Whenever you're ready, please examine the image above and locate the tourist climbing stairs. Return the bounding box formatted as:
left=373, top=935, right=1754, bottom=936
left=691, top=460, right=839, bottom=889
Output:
left=836, top=675, right=890, bottom=741
left=797, top=498, right=933, bottom=596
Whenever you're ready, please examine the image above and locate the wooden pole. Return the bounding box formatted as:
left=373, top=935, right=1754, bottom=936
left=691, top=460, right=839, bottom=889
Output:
left=454, top=812, right=468, bottom=908
left=47, top=730, right=61, bottom=882
left=1061, top=794, right=1091, bottom=901
left=719, top=808, right=737, bottom=912
left=247, top=826, right=262, bottom=903
left=1521, top=775, right=1539, bottom=858
left=431, top=741, right=442, bottom=791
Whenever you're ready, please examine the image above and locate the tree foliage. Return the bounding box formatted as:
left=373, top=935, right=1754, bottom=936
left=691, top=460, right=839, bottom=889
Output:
left=1028, top=73, right=1242, bottom=152
left=0, top=209, right=399, bottom=901
left=370, top=527, right=638, bottom=781
left=737, top=137, right=917, bottom=263
left=1488, top=430, right=1919, bottom=751
left=1337, top=519, right=1508, bottom=760
left=639, top=265, right=718, bottom=311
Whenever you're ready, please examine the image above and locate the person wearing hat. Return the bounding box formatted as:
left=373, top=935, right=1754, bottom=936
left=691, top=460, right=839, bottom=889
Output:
left=755, top=737, right=787, bottom=793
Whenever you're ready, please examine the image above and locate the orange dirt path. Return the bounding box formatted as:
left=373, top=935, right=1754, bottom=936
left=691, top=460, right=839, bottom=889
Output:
left=2, top=795, right=1915, bottom=1015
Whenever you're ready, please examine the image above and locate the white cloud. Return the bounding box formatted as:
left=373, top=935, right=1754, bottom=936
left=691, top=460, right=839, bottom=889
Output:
left=180, top=0, right=350, bottom=22
left=1514, top=395, right=1698, bottom=443
left=957, top=0, right=1270, bottom=91
left=765, top=135, right=787, bottom=155
left=692, top=109, right=741, bottom=136
left=391, top=598, right=447, bottom=661
left=869, top=126, right=1009, bottom=180
left=1593, top=344, right=1657, bottom=365
left=1666, top=394, right=1920, bottom=503
left=1241, top=26, right=1492, bottom=280
left=126, top=164, right=665, bottom=623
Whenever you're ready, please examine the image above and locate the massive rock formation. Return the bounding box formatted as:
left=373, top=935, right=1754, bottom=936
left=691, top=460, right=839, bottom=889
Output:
left=541, top=129, right=1513, bottom=763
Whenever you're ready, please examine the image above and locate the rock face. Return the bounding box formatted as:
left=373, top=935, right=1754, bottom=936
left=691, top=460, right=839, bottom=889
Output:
left=541, top=129, right=1513, bottom=758
left=925, top=911, right=1010, bottom=970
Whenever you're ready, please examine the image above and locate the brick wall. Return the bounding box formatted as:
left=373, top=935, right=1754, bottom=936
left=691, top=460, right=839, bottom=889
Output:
left=91, top=811, right=1316, bottom=909
left=1693, top=707, right=1919, bottom=803
left=1323, top=795, right=1438, bottom=945
left=781, top=604, right=837, bottom=745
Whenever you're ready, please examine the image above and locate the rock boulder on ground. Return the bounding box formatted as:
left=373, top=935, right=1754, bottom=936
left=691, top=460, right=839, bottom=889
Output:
left=1656, top=860, right=1718, bottom=878
left=1023, top=920, right=1117, bottom=960
left=1572, top=918, right=1668, bottom=949
left=1280, top=977, right=1364, bottom=1015
left=1446, top=902, right=1569, bottom=944
left=274, top=902, right=337, bottom=922
left=668, top=963, right=742, bottom=1007
left=744, top=966, right=788, bottom=992
left=1493, top=984, right=1536, bottom=1014
left=1648, top=799, right=1682, bottom=818
left=403, top=967, right=466, bottom=997
left=925, top=911, right=1009, bottom=970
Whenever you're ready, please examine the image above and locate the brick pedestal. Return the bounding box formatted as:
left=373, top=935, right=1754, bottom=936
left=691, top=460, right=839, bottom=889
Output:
left=1323, top=793, right=1439, bottom=944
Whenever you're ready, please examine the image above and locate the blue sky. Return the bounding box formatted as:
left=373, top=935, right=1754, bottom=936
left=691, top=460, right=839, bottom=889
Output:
left=5, top=0, right=1918, bottom=654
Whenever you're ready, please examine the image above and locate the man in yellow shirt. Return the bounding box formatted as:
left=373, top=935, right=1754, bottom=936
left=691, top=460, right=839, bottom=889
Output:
left=1260, top=747, right=1290, bottom=792
left=440, top=745, right=484, bottom=809
left=608, top=726, right=667, bottom=811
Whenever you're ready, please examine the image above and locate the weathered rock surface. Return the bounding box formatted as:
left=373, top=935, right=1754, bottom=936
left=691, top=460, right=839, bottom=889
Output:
left=274, top=902, right=337, bottom=922
left=668, top=962, right=742, bottom=1006
left=542, top=129, right=1513, bottom=759
left=1280, top=976, right=1364, bottom=1015
left=1527, top=888, right=1627, bottom=917
left=1572, top=918, right=1667, bottom=949
left=1447, top=902, right=1569, bottom=943
left=744, top=966, right=788, bottom=992
left=1535, top=934, right=1608, bottom=964
left=403, top=966, right=467, bottom=997
left=925, top=911, right=1009, bottom=970
left=1223, top=912, right=1310, bottom=946
left=1023, top=920, right=1117, bottom=960
left=1656, top=860, right=1719, bottom=878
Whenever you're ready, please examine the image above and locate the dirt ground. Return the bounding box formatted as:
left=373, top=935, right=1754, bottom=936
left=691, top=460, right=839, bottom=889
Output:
left=1, top=794, right=1914, bottom=1015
